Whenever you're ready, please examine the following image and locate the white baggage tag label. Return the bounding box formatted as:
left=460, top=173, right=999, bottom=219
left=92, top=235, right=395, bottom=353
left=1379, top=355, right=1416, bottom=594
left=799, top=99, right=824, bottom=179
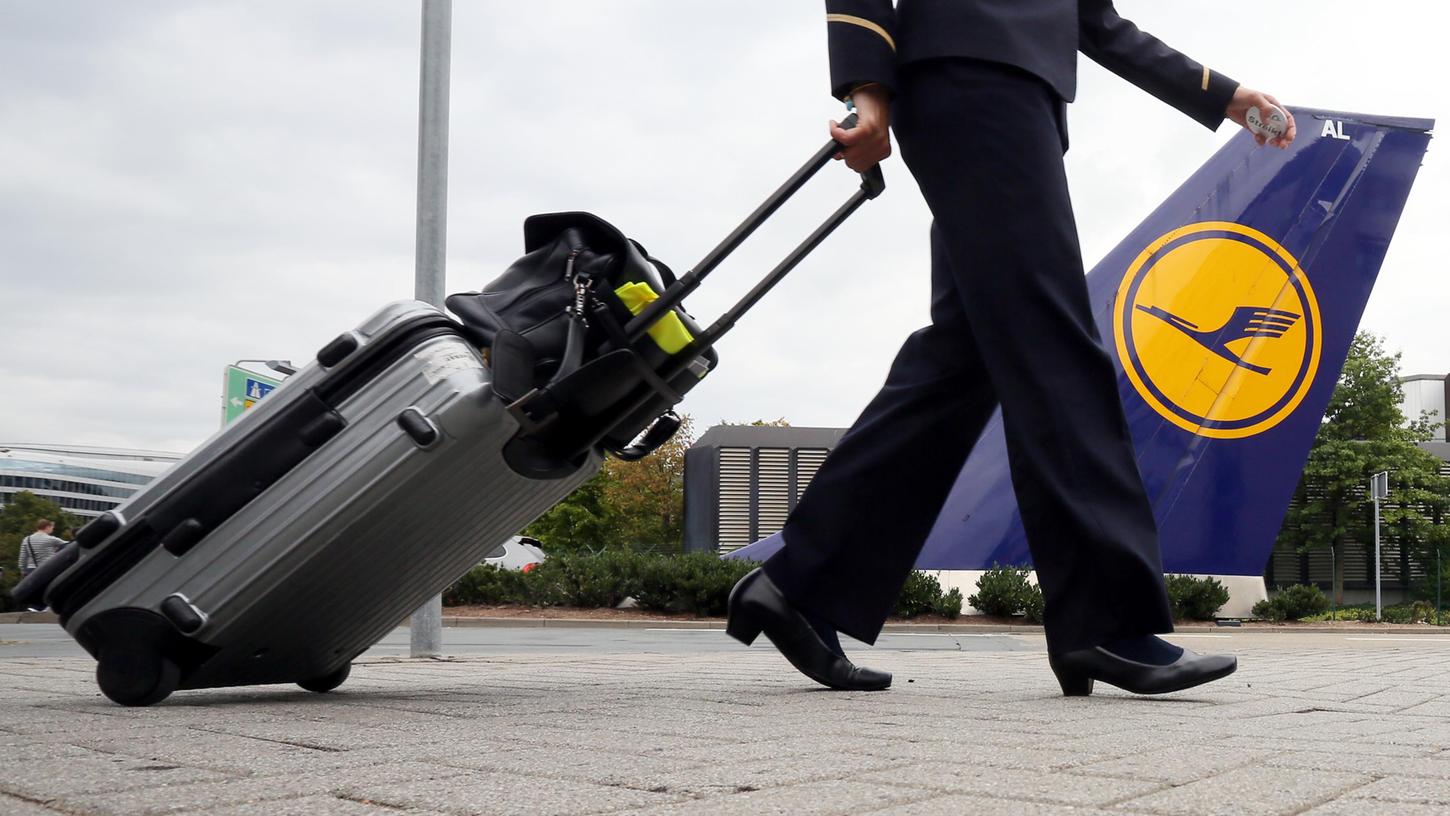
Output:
left=416, top=345, right=480, bottom=384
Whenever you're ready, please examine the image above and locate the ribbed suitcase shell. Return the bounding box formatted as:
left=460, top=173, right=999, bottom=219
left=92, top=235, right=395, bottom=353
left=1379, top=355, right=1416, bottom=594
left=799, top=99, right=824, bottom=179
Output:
left=53, top=301, right=600, bottom=694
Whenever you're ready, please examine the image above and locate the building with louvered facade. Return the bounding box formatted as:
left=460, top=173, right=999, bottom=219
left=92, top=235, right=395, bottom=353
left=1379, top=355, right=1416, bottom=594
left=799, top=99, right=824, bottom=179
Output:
left=682, top=426, right=846, bottom=555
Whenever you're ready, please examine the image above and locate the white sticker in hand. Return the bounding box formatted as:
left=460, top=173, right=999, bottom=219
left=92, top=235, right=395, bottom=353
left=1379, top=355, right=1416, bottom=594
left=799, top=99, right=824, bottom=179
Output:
left=1245, top=106, right=1288, bottom=140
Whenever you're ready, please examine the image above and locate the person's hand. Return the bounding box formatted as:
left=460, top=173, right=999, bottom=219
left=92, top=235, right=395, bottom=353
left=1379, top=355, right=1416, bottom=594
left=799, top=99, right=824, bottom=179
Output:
left=830, top=83, right=891, bottom=172
left=1226, top=86, right=1296, bottom=149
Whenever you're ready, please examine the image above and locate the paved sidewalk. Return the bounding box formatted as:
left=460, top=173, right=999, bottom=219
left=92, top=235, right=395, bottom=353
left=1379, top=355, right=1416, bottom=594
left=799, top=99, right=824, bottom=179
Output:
left=1, top=632, right=1448, bottom=815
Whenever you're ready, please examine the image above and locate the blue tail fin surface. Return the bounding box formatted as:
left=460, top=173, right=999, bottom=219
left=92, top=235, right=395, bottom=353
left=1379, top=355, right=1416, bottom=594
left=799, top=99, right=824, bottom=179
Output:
left=730, top=109, right=1433, bottom=578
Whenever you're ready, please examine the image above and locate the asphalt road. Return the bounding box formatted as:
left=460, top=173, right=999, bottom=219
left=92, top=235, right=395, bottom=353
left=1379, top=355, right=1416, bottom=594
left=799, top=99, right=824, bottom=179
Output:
left=3, top=622, right=1447, bottom=661
left=0, top=623, right=1037, bottom=660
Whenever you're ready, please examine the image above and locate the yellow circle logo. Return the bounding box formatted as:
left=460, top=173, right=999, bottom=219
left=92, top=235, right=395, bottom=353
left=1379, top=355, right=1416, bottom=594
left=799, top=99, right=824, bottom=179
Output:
left=1113, top=222, right=1322, bottom=439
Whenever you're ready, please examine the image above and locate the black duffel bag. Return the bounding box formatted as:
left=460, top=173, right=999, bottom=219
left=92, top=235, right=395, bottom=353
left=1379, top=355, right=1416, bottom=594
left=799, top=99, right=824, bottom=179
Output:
left=447, top=212, right=717, bottom=465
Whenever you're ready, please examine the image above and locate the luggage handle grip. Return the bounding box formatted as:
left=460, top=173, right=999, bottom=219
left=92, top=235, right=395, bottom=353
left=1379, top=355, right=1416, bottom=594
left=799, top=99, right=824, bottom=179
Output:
left=621, top=113, right=884, bottom=345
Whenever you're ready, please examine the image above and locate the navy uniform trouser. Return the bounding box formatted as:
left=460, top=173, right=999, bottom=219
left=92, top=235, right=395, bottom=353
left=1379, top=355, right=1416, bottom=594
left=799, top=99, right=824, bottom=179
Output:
left=763, top=58, right=1174, bottom=656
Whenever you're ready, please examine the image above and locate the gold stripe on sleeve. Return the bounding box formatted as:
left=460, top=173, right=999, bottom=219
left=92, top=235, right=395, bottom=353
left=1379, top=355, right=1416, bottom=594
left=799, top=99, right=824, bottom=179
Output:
left=1202, top=67, right=1211, bottom=91
left=826, top=13, right=897, bottom=52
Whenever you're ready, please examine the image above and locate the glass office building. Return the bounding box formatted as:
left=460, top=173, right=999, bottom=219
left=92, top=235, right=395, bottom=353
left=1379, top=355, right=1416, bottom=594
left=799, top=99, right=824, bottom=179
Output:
left=0, top=444, right=180, bottom=519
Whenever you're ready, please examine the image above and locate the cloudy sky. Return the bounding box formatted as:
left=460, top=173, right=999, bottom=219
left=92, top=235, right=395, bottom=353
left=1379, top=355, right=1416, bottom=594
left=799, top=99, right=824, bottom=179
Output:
left=1, top=1, right=1445, bottom=454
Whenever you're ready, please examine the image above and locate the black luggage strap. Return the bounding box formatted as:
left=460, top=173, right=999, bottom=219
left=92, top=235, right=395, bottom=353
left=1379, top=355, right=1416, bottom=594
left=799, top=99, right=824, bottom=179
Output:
left=612, top=411, right=682, bottom=461
left=588, top=300, right=684, bottom=404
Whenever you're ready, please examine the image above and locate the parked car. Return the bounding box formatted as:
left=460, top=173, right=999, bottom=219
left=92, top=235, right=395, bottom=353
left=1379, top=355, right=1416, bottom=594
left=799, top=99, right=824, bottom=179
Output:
left=483, top=536, right=546, bottom=572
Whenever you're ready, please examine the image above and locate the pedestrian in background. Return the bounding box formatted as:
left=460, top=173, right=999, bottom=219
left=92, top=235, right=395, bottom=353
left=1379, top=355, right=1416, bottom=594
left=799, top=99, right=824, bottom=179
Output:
left=18, top=519, right=65, bottom=579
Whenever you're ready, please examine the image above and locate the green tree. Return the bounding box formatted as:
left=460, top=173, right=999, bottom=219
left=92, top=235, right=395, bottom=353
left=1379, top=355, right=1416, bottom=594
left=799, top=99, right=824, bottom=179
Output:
left=521, top=468, right=617, bottom=554
left=524, top=414, right=699, bottom=554
left=598, top=414, right=694, bottom=554
left=1277, top=333, right=1450, bottom=604
left=0, top=491, right=83, bottom=596
left=525, top=414, right=798, bottom=555
left=715, top=418, right=792, bottom=428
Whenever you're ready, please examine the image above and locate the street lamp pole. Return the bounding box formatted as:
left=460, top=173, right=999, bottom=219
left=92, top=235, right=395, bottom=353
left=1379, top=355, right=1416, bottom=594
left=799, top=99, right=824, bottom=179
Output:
left=409, top=0, right=452, bottom=658
left=1371, top=471, right=1389, bottom=621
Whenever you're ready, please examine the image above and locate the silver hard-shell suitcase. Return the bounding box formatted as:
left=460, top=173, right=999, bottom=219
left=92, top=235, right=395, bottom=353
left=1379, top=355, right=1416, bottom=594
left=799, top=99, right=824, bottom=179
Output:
left=39, top=301, right=600, bottom=705
left=18, top=116, right=885, bottom=705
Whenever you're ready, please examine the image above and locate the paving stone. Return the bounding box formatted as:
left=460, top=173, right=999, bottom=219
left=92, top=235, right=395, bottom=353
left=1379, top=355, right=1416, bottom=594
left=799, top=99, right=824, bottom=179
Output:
left=634, top=752, right=909, bottom=797
left=1116, top=765, right=1372, bottom=815
left=1301, top=800, right=1450, bottom=815
left=338, top=770, right=680, bottom=815
left=1341, top=775, right=1450, bottom=806
left=858, top=740, right=1117, bottom=772
left=69, top=732, right=413, bottom=776
left=0, top=792, right=73, bottom=815
left=863, top=793, right=1122, bottom=815
left=1263, top=749, right=1450, bottom=780
left=0, top=739, right=106, bottom=762
left=641, top=735, right=866, bottom=765
left=436, top=745, right=706, bottom=789
left=1360, top=721, right=1450, bottom=748
left=629, top=779, right=931, bottom=815
left=1071, top=747, right=1268, bottom=785
left=858, top=761, right=1165, bottom=807
left=1345, top=688, right=1443, bottom=710
left=0, top=754, right=233, bottom=801
left=53, top=761, right=473, bottom=815
left=173, top=794, right=440, bottom=815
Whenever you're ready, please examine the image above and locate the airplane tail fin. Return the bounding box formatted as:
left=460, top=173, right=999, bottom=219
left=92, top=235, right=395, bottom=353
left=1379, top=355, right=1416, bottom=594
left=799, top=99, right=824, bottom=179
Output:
left=730, top=109, right=1434, bottom=588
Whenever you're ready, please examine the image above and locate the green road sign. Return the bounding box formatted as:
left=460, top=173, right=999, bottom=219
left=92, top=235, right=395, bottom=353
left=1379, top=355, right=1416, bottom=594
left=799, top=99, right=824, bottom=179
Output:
left=222, top=366, right=282, bottom=425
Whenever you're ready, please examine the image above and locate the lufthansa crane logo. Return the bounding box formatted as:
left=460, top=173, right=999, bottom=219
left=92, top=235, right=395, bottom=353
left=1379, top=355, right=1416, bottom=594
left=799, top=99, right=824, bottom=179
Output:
left=1113, top=222, right=1322, bottom=439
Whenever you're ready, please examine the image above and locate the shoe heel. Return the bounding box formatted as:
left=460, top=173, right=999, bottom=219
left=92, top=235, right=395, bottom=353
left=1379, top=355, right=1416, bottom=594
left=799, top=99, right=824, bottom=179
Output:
left=1049, top=658, right=1094, bottom=697
left=725, top=612, right=763, bottom=646
left=726, top=569, right=765, bottom=646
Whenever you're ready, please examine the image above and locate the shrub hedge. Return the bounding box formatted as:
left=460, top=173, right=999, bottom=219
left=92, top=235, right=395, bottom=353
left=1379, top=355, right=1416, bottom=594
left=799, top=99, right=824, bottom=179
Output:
left=1022, top=585, right=1045, bottom=624
left=968, top=564, right=1041, bottom=619
left=445, top=550, right=755, bottom=617
left=445, top=552, right=963, bottom=619
left=895, top=571, right=963, bottom=619
left=1165, top=575, right=1231, bottom=621
left=635, top=552, right=756, bottom=616
left=969, top=568, right=1230, bottom=624
left=1303, top=601, right=1444, bottom=624
left=1252, top=584, right=1330, bottom=621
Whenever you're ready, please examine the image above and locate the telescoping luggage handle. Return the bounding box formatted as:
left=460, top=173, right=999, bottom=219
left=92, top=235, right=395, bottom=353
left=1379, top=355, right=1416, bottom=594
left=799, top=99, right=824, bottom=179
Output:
left=621, top=112, right=885, bottom=350
left=507, top=116, right=884, bottom=462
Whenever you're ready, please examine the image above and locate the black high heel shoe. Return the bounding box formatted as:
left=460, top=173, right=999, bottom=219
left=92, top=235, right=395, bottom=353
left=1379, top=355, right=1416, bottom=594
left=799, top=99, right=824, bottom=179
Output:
left=1048, top=639, right=1237, bottom=697
left=726, top=568, right=891, bottom=691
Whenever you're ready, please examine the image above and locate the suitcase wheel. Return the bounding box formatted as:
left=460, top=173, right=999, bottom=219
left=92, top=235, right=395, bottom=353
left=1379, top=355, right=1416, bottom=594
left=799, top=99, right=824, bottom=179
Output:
left=96, top=649, right=180, bottom=707
left=298, top=662, right=351, bottom=694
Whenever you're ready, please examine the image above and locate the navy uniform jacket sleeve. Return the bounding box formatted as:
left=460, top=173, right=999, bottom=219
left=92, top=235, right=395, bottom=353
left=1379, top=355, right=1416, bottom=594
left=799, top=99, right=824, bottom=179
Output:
left=824, top=1, right=897, bottom=99
left=1078, top=0, right=1239, bottom=131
